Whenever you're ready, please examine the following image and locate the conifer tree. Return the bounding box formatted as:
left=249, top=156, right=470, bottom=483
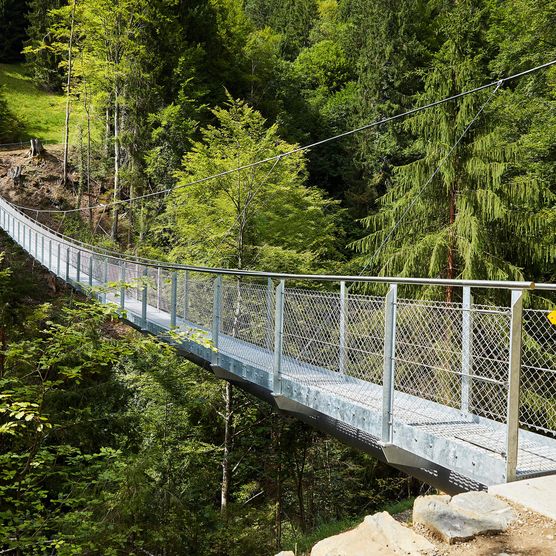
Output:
left=24, top=0, right=64, bottom=90
left=351, top=0, right=554, bottom=293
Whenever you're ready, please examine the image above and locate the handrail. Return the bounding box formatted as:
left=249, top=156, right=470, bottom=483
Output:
left=1, top=196, right=555, bottom=290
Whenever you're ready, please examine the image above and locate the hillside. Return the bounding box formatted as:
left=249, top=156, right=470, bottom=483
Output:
left=0, top=63, right=67, bottom=143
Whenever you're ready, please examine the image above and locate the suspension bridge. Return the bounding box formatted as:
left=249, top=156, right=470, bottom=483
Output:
left=1, top=196, right=555, bottom=493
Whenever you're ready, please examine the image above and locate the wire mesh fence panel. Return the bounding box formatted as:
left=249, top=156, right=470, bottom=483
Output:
left=59, top=242, right=68, bottom=274
left=177, top=271, right=187, bottom=321
left=186, top=273, right=214, bottom=329
left=393, top=298, right=465, bottom=424
left=219, top=280, right=274, bottom=369
left=521, top=309, right=556, bottom=436
left=146, top=266, right=159, bottom=308
left=281, top=287, right=342, bottom=384
left=91, top=254, right=104, bottom=283
left=124, top=262, right=141, bottom=301
left=468, top=306, right=510, bottom=423
left=158, top=268, right=173, bottom=314
left=80, top=250, right=92, bottom=280
left=346, top=293, right=385, bottom=384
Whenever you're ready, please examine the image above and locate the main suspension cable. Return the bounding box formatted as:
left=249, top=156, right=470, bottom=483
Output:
left=9, top=58, right=556, bottom=216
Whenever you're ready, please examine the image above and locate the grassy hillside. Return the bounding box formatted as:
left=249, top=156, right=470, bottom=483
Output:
left=0, top=63, right=67, bottom=143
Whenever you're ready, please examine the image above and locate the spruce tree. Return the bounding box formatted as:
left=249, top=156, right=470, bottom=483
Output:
left=352, top=0, right=554, bottom=292
left=24, top=0, right=64, bottom=90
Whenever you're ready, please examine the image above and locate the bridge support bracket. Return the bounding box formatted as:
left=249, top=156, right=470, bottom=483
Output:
left=211, top=364, right=248, bottom=385
left=272, top=394, right=319, bottom=418
left=379, top=442, right=434, bottom=470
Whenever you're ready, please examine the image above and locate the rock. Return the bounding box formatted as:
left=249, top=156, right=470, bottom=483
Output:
left=310, top=511, right=435, bottom=556
left=275, top=552, right=295, bottom=556
left=413, top=491, right=516, bottom=544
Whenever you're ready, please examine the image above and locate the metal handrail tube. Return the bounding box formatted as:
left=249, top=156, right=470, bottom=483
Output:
left=0, top=197, right=554, bottom=291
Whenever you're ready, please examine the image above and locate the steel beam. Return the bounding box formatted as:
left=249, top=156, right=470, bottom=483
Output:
left=272, top=280, right=285, bottom=394
left=382, top=284, right=397, bottom=443
left=339, top=280, right=347, bottom=374
left=461, top=287, right=473, bottom=412
left=506, top=289, right=524, bottom=482
left=141, top=267, right=148, bottom=329
left=212, top=274, right=222, bottom=364
left=170, top=271, right=177, bottom=328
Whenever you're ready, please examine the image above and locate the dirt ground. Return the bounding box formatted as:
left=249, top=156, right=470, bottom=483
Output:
left=401, top=501, right=556, bottom=556
left=0, top=145, right=109, bottom=231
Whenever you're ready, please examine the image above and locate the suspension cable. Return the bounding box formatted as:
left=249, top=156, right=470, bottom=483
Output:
left=9, top=58, right=556, bottom=216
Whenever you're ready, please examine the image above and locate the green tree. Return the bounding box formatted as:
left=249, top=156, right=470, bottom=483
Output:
left=340, top=0, right=431, bottom=217
left=352, top=0, right=554, bottom=296
left=24, top=0, right=64, bottom=91
left=166, top=96, right=341, bottom=273
left=0, top=0, right=29, bottom=62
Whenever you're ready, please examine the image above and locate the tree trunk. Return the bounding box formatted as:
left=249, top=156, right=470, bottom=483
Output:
left=29, top=139, right=44, bottom=157
left=62, top=0, right=77, bottom=187
left=295, top=442, right=308, bottom=532
left=0, top=325, right=6, bottom=378
left=446, top=185, right=457, bottom=303
left=111, top=84, right=120, bottom=241
left=104, top=105, right=111, bottom=158
left=221, top=381, right=233, bottom=518
left=273, top=415, right=283, bottom=548
left=76, top=125, right=84, bottom=210
left=85, top=81, right=93, bottom=228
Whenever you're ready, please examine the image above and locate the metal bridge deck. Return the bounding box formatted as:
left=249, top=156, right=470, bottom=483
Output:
left=1, top=196, right=556, bottom=491
left=111, top=288, right=556, bottom=487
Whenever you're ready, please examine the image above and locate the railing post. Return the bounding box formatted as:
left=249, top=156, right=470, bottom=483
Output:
left=34, top=230, right=38, bottom=258
left=273, top=280, right=286, bottom=394
left=266, top=277, right=273, bottom=351
left=41, top=236, right=44, bottom=264
left=506, top=289, right=524, bottom=482
left=57, top=243, right=61, bottom=277
left=183, top=270, right=189, bottom=322
left=65, top=247, right=70, bottom=281
left=339, top=280, right=347, bottom=374
left=17, top=220, right=20, bottom=244
left=170, top=271, right=177, bottom=328
left=48, top=239, right=52, bottom=270
left=382, top=283, right=398, bottom=443
left=157, top=267, right=161, bottom=310
left=212, top=274, right=223, bottom=363
left=141, top=267, right=148, bottom=329
left=88, top=254, right=94, bottom=288
left=461, top=286, right=473, bottom=413
left=76, top=250, right=81, bottom=283
left=103, top=257, right=108, bottom=303
left=120, top=261, right=126, bottom=312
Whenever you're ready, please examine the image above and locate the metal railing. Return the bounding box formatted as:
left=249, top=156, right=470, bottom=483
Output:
left=0, top=139, right=61, bottom=151
left=0, top=196, right=555, bottom=482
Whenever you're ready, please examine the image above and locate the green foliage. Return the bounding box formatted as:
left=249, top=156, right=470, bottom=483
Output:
left=0, top=63, right=68, bottom=142
left=282, top=492, right=415, bottom=554
left=24, top=0, right=64, bottom=91
left=166, top=96, right=342, bottom=272
left=0, top=0, right=29, bottom=62
left=351, top=0, right=555, bottom=286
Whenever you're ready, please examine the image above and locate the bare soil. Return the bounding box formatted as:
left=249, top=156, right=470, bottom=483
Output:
left=404, top=501, right=556, bottom=556
left=0, top=145, right=110, bottom=233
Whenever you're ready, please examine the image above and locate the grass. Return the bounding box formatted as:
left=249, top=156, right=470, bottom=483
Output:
left=283, top=497, right=415, bottom=555
left=0, top=63, right=67, bottom=143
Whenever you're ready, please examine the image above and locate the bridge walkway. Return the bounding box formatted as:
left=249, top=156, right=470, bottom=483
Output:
left=1, top=196, right=556, bottom=491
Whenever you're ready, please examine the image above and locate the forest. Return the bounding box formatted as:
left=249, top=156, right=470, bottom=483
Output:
left=0, top=0, right=555, bottom=554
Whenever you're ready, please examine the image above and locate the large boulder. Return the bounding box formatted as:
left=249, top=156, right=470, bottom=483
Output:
left=310, top=511, right=435, bottom=556
left=413, top=491, right=516, bottom=544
